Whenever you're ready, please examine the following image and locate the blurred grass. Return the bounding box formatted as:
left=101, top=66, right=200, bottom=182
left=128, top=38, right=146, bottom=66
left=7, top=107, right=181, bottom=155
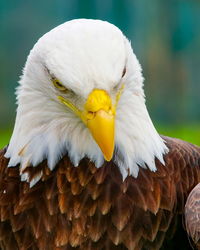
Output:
left=0, top=129, right=12, bottom=149
left=157, top=124, right=200, bottom=146
left=0, top=124, right=200, bottom=149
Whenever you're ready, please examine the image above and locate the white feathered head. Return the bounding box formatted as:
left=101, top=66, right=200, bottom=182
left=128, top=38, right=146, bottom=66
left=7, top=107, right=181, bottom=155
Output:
left=5, top=19, right=168, bottom=186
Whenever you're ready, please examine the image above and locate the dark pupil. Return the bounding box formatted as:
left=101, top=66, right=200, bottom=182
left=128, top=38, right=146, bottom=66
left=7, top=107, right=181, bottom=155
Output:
left=122, top=67, right=126, bottom=77
left=56, top=81, right=62, bottom=87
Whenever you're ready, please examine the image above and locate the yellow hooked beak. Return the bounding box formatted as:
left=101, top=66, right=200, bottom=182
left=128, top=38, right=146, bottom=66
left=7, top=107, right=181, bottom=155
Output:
left=58, top=86, right=124, bottom=161
left=83, top=90, right=115, bottom=161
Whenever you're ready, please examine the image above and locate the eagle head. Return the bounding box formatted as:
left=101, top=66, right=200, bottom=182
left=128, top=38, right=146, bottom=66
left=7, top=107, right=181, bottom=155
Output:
left=5, top=19, right=168, bottom=186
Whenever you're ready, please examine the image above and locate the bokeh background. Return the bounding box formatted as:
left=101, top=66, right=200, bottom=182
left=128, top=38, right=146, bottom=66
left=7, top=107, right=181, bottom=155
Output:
left=0, top=0, right=200, bottom=148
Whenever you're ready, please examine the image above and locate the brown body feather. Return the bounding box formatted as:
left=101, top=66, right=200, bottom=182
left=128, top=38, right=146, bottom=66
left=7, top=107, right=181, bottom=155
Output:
left=0, top=136, right=200, bottom=250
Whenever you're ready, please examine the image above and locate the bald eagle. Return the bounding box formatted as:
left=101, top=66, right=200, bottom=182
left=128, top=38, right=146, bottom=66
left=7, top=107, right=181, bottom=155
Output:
left=0, top=19, right=199, bottom=250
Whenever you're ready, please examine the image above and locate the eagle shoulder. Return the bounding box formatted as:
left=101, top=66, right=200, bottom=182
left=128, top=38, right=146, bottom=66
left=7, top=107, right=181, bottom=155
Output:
left=161, top=135, right=200, bottom=210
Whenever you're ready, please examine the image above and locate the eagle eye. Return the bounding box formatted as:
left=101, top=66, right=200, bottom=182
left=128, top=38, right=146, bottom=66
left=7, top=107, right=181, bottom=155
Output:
left=52, top=77, right=68, bottom=92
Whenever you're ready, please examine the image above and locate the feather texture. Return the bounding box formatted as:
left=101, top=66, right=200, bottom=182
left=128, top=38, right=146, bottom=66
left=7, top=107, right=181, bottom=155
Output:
left=0, top=136, right=200, bottom=250
left=185, top=183, right=200, bottom=248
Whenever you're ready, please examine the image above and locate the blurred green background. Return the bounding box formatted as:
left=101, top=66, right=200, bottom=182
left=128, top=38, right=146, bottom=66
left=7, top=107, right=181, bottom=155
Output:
left=0, top=0, right=200, bottom=148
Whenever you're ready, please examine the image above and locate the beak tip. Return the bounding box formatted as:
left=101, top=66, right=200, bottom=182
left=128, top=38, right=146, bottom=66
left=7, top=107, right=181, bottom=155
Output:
left=105, top=158, right=111, bottom=162
left=105, top=159, right=112, bottom=162
left=103, top=152, right=114, bottom=162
